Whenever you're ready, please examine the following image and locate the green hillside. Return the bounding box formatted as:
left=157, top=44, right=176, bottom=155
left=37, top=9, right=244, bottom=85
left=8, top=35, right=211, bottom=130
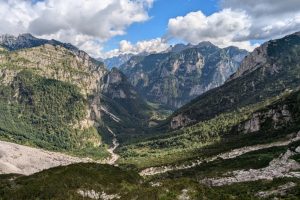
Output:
left=0, top=70, right=108, bottom=159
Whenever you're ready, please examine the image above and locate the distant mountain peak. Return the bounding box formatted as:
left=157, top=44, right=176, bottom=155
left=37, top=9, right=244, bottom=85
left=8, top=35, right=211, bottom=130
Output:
left=120, top=43, right=248, bottom=109
left=196, top=41, right=215, bottom=47
left=18, top=33, right=35, bottom=39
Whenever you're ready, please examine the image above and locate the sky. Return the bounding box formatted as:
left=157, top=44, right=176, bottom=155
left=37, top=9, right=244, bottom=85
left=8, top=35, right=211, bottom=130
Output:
left=1, top=0, right=300, bottom=58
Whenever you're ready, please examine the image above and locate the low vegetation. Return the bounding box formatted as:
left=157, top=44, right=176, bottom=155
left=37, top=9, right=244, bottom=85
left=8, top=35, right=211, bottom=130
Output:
left=0, top=163, right=299, bottom=200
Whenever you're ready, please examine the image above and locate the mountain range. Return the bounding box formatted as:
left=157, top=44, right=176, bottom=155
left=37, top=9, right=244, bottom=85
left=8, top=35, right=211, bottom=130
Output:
left=120, top=42, right=248, bottom=109
left=1, top=32, right=300, bottom=199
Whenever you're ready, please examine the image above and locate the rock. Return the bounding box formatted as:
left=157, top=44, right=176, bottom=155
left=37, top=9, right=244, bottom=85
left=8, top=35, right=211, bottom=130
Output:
left=171, top=114, right=193, bottom=129
left=229, top=42, right=268, bottom=81
left=178, top=189, right=190, bottom=200
left=239, top=104, right=293, bottom=134
left=242, top=114, right=261, bottom=133
left=77, top=189, right=121, bottom=200
left=295, top=146, right=300, bottom=153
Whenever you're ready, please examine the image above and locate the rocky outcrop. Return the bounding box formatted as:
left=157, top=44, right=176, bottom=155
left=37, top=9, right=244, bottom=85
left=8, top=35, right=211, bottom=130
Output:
left=239, top=104, right=292, bottom=134
left=0, top=44, right=106, bottom=95
left=102, top=53, right=134, bottom=69
left=0, top=33, right=100, bottom=64
left=100, top=68, right=135, bottom=99
left=171, top=114, right=194, bottom=129
left=201, top=149, right=300, bottom=186
left=120, top=43, right=248, bottom=109
left=228, top=43, right=269, bottom=81
left=77, top=189, right=121, bottom=200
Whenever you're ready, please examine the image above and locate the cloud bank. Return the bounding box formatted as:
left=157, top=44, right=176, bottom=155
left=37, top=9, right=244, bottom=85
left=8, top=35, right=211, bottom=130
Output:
left=104, top=38, right=169, bottom=58
left=0, top=0, right=153, bottom=57
left=168, top=0, right=300, bottom=51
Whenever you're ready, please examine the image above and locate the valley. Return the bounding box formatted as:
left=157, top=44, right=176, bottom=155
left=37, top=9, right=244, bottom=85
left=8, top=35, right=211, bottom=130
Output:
left=1, top=31, right=300, bottom=199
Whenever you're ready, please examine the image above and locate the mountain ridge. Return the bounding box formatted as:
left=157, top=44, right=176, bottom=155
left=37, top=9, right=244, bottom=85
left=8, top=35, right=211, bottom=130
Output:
left=120, top=43, right=248, bottom=109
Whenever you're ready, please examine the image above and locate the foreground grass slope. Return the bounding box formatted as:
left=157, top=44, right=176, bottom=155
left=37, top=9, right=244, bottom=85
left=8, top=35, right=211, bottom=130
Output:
left=0, top=163, right=299, bottom=200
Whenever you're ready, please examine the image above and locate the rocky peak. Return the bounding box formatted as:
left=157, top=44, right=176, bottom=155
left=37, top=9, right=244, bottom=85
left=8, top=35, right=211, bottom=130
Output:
left=100, top=68, right=137, bottom=100
left=228, top=42, right=269, bottom=81
left=196, top=41, right=216, bottom=48
left=0, top=44, right=106, bottom=96
left=168, top=43, right=192, bottom=53
left=229, top=32, right=300, bottom=81
left=102, top=53, right=134, bottom=69
left=0, top=33, right=47, bottom=51
left=120, top=44, right=248, bottom=109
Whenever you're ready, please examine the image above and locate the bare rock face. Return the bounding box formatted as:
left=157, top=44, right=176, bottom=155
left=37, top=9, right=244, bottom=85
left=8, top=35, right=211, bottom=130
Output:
left=100, top=68, right=138, bottom=100
left=239, top=104, right=292, bottom=134
left=229, top=43, right=269, bottom=81
left=171, top=114, right=194, bottom=129
left=0, top=44, right=106, bottom=96
left=77, top=189, right=121, bottom=200
left=120, top=43, right=248, bottom=109
left=242, top=113, right=261, bottom=133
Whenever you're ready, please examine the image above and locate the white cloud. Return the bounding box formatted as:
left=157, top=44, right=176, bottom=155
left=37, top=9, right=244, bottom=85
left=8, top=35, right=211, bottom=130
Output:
left=168, top=9, right=256, bottom=51
left=104, top=38, right=169, bottom=58
left=0, top=0, right=153, bottom=57
left=167, top=0, right=300, bottom=51
left=221, top=0, right=300, bottom=41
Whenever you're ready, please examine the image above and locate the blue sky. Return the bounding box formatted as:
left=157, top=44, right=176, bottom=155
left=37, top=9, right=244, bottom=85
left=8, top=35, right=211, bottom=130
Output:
left=105, top=0, right=219, bottom=51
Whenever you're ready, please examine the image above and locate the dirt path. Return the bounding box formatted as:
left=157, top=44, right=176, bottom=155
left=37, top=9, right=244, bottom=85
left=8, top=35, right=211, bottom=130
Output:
left=140, top=132, right=300, bottom=176
left=104, top=127, right=120, bottom=165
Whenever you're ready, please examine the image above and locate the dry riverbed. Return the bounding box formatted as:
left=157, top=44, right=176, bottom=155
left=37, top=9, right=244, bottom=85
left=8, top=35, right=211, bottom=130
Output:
left=0, top=140, right=94, bottom=175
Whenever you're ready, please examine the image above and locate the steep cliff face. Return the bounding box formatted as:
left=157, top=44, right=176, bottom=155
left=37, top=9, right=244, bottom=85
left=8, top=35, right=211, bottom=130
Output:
left=99, top=68, right=152, bottom=143
left=0, top=33, right=96, bottom=60
left=0, top=44, right=106, bottom=95
left=167, top=32, right=300, bottom=130
left=120, top=43, right=248, bottom=109
left=238, top=102, right=293, bottom=134
left=0, top=43, right=108, bottom=156
left=102, top=54, right=134, bottom=69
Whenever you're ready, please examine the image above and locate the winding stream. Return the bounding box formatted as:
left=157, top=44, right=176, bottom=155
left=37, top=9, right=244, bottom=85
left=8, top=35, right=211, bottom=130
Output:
left=105, top=127, right=120, bottom=165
